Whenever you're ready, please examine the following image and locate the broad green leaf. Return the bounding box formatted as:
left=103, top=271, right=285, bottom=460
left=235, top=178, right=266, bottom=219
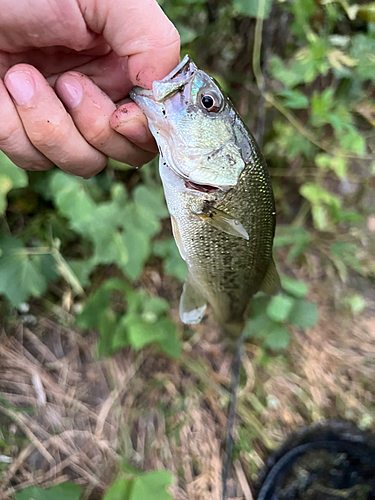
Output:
left=103, top=479, right=134, bottom=500
left=133, top=184, right=169, bottom=219
left=91, top=230, right=129, bottom=272
left=245, top=296, right=274, bottom=339
left=103, top=470, right=172, bottom=500
left=266, top=294, right=295, bottom=322
left=265, top=325, right=290, bottom=350
left=68, top=259, right=95, bottom=288
left=122, top=225, right=151, bottom=280
left=233, top=0, right=273, bottom=19
left=0, top=236, right=47, bottom=306
left=155, top=318, right=182, bottom=358
left=153, top=239, right=188, bottom=282
left=124, top=315, right=181, bottom=357
left=76, top=289, right=112, bottom=330
left=0, top=153, right=28, bottom=214
left=132, top=470, right=173, bottom=500
left=14, top=483, right=81, bottom=500
left=289, top=300, right=318, bottom=329
left=281, top=276, right=308, bottom=298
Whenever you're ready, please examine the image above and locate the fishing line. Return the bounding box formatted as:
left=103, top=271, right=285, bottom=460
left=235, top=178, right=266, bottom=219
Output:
left=222, top=333, right=245, bottom=500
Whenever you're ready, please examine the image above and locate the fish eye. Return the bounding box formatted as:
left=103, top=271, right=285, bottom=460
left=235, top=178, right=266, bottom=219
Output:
left=200, top=90, right=222, bottom=112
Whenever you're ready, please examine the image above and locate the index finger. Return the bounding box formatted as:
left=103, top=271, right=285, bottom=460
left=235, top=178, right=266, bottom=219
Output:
left=78, top=0, right=180, bottom=89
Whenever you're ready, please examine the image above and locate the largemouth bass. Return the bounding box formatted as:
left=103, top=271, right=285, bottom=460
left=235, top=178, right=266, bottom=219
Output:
left=131, top=55, right=279, bottom=335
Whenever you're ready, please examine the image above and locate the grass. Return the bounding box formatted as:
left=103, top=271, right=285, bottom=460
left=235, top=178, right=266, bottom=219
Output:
left=0, top=274, right=374, bottom=499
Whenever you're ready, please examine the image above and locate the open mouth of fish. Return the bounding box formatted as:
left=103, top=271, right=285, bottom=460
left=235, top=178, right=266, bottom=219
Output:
left=184, top=180, right=220, bottom=194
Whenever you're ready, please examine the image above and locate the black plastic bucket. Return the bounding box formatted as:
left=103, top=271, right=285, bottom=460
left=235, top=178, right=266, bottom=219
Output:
left=255, top=420, right=375, bottom=500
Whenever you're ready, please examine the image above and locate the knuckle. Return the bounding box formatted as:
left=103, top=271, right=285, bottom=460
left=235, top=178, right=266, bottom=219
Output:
left=28, top=120, right=65, bottom=149
left=84, top=123, right=110, bottom=148
left=0, top=123, right=20, bottom=147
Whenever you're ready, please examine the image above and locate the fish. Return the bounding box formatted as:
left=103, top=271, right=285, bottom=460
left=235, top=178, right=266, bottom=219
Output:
left=131, top=55, right=280, bottom=336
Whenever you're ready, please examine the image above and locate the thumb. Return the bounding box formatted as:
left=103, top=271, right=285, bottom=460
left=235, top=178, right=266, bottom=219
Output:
left=78, top=0, right=180, bottom=89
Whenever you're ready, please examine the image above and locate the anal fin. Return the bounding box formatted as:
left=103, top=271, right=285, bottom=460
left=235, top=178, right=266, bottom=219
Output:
left=180, top=275, right=207, bottom=324
left=259, top=258, right=281, bottom=295
left=193, top=206, right=249, bottom=240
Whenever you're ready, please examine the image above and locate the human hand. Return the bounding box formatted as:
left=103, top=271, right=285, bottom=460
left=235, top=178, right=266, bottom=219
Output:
left=0, top=0, right=180, bottom=177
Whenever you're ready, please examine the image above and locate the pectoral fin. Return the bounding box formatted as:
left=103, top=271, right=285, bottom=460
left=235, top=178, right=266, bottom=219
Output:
left=170, top=215, right=186, bottom=261
left=179, top=276, right=207, bottom=324
left=259, top=259, right=281, bottom=295
left=193, top=206, right=249, bottom=240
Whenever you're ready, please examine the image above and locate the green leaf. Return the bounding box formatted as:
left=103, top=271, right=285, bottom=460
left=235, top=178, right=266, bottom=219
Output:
left=300, top=183, right=341, bottom=208
left=0, top=236, right=48, bottom=306
left=311, top=88, right=335, bottom=127
left=312, top=205, right=330, bottom=231
left=122, top=225, right=150, bottom=280
left=124, top=315, right=181, bottom=358
left=315, top=154, right=347, bottom=180
left=281, top=276, right=308, bottom=298
left=343, top=294, right=367, bottom=315
left=76, top=288, right=112, bottom=330
left=14, top=483, right=82, bottom=500
left=265, top=324, right=290, bottom=350
left=132, top=470, right=173, bottom=500
left=232, top=0, right=273, bottom=19
left=289, top=299, right=318, bottom=329
left=269, top=57, right=306, bottom=88
left=0, top=153, right=28, bottom=214
left=266, top=294, right=295, bottom=322
left=338, top=128, right=366, bottom=155
left=133, top=184, right=169, bottom=219
left=278, top=89, right=309, bottom=109
left=350, top=34, right=375, bottom=82
left=290, top=0, right=316, bottom=37
left=103, top=471, right=173, bottom=500
left=153, top=239, right=188, bottom=282
left=103, top=479, right=134, bottom=500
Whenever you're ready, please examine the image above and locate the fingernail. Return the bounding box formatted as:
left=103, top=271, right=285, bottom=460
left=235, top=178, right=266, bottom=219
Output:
left=58, top=77, right=83, bottom=109
left=5, top=71, right=35, bottom=105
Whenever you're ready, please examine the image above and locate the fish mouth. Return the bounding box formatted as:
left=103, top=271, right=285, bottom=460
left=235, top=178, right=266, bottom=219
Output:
left=184, top=180, right=221, bottom=194
left=131, top=55, right=197, bottom=103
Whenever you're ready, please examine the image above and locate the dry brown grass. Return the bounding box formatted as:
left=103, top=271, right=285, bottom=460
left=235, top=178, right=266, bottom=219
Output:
left=0, top=294, right=374, bottom=500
